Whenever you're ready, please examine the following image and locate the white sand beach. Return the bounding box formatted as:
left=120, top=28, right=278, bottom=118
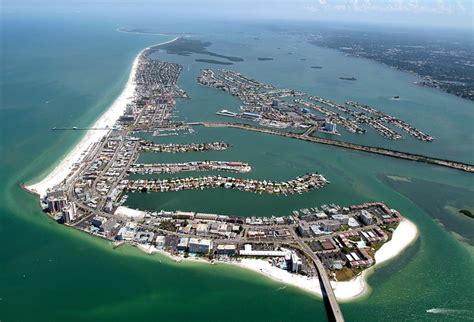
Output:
left=25, top=35, right=419, bottom=302
left=118, top=203, right=417, bottom=301
left=118, top=202, right=417, bottom=301
left=25, top=37, right=179, bottom=197
left=235, top=218, right=418, bottom=301
left=130, top=212, right=417, bottom=301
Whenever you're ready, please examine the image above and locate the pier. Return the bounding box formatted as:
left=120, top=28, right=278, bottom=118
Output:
left=195, top=122, right=474, bottom=173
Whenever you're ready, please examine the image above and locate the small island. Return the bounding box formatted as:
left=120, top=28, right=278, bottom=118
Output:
left=339, top=76, right=357, bottom=81
left=195, top=59, right=233, bottom=65
left=153, top=37, right=244, bottom=62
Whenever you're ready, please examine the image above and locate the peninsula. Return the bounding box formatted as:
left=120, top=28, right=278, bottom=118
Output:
left=25, top=39, right=426, bottom=320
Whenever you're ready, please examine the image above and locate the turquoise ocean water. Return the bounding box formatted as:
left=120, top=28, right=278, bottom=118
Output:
left=1, top=7, right=473, bottom=321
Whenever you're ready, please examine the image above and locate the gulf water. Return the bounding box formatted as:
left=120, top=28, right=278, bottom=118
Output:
left=1, top=7, right=473, bottom=321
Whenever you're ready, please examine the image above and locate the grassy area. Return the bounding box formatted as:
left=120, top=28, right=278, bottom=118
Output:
left=159, top=220, right=177, bottom=232
left=335, top=268, right=354, bottom=281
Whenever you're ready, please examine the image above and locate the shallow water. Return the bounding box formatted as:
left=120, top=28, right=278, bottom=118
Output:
left=1, top=9, right=473, bottom=321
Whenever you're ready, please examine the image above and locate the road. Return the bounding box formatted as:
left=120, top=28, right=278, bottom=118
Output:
left=288, top=227, right=345, bottom=322
left=196, top=122, right=474, bottom=173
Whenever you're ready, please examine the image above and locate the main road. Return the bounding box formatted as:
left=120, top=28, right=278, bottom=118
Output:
left=193, top=122, right=474, bottom=173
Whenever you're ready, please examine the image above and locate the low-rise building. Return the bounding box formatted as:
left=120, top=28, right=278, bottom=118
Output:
left=298, top=221, right=311, bottom=236
left=332, top=214, right=349, bottom=225
left=196, top=223, right=209, bottom=236
left=216, top=244, right=236, bottom=256
left=177, top=237, right=189, bottom=251
left=310, top=224, right=326, bottom=236
left=348, top=217, right=360, bottom=227
left=239, top=244, right=289, bottom=257
left=135, top=231, right=154, bottom=244
left=155, top=235, right=166, bottom=249
left=321, top=219, right=341, bottom=232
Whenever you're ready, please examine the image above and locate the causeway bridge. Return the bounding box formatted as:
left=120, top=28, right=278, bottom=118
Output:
left=190, top=122, right=474, bottom=173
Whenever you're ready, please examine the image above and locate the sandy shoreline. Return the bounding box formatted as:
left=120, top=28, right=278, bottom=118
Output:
left=232, top=218, right=418, bottom=301
left=130, top=206, right=418, bottom=301
left=25, top=36, right=419, bottom=302
left=25, top=37, right=179, bottom=197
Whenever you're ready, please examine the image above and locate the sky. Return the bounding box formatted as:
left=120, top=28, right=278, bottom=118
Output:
left=2, top=0, right=473, bottom=29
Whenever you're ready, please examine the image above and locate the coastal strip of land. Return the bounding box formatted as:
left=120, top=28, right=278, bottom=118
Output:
left=196, top=122, right=474, bottom=173
left=25, top=37, right=180, bottom=197
left=121, top=204, right=418, bottom=301
left=23, top=38, right=421, bottom=310
left=231, top=218, right=417, bottom=301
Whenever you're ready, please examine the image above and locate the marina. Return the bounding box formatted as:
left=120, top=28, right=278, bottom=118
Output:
left=197, top=68, right=435, bottom=142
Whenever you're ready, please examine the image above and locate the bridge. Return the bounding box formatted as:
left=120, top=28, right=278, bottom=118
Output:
left=189, top=122, right=474, bottom=173
left=295, top=241, right=345, bottom=322
left=302, top=125, right=318, bottom=137
left=285, top=227, right=345, bottom=322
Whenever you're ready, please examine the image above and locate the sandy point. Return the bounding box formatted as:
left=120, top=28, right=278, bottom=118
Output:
left=131, top=215, right=418, bottom=302
left=230, top=218, right=418, bottom=301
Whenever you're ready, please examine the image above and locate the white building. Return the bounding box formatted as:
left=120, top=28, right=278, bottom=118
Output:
left=117, top=222, right=137, bottom=240
left=62, top=202, right=77, bottom=223
left=188, top=238, right=213, bottom=254
left=239, top=244, right=289, bottom=257
left=291, top=252, right=303, bottom=273
left=155, top=236, right=166, bottom=249
left=196, top=223, right=209, bottom=236
left=177, top=237, right=189, bottom=251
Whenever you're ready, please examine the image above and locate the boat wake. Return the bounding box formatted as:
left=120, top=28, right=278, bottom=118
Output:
left=426, top=308, right=474, bottom=320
